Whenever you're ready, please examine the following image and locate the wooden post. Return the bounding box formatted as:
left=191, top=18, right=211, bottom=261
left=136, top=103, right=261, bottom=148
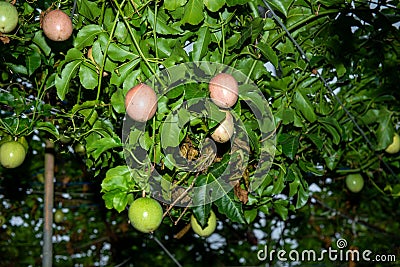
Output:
left=42, top=140, right=55, bottom=267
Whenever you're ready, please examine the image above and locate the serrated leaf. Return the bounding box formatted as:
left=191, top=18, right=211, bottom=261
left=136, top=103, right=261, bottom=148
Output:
left=74, top=25, right=104, bottom=49
left=79, top=64, right=98, bottom=90
left=293, top=90, right=317, bottom=123
left=192, top=26, right=211, bottom=61
left=182, top=0, right=204, bottom=25
left=215, top=190, right=245, bottom=224
left=204, top=0, right=225, bottom=12
left=55, top=60, right=82, bottom=100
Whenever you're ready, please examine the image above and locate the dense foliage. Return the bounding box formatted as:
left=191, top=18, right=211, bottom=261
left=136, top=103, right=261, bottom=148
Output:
left=0, top=0, right=399, bottom=266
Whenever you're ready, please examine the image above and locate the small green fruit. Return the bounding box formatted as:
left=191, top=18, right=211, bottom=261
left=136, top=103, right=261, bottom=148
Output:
left=0, top=141, right=26, bottom=168
left=191, top=210, right=217, bottom=237
left=54, top=210, right=64, bottom=224
left=128, top=197, right=163, bottom=233
left=385, top=133, right=400, bottom=154
left=0, top=1, right=19, bottom=33
left=346, top=173, right=364, bottom=193
left=0, top=215, right=6, bottom=226
left=74, top=143, right=86, bottom=155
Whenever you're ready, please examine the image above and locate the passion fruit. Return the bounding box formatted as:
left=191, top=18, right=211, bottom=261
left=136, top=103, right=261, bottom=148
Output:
left=42, top=10, right=73, bottom=41
left=211, top=111, right=234, bottom=143
left=0, top=1, right=19, bottom=33
left=209, top=73, right=239, bottom=109
left=125, top=83, right=158, bottom=122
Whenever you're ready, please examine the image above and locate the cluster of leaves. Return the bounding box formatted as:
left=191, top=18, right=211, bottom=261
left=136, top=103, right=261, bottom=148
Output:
left=0, top=0, right=399, bottom=265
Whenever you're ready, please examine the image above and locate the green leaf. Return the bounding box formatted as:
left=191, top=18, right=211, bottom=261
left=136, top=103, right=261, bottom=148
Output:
left=215, top=190, right=245, bottom=224
left=164, top=0, right=188, bottom=10
left=87, top=136, right=122, bottom=160
left=107, top=43, right=138, bottom=62
left=111, top=89, right=125, bottom=114
left=268, top=0, right=295, bottom=17
left=35, top=121, right=59, bottom=137
left=147, top=7, right=182, bottom=35
left=65, top=48, right=84, bottom=63
left=79, top=64, right=98, bottom=90
left=55, top=60, right=82, bottom=100
left=226, top=0, right=248, bottom=5
left=319, top=117, right=341, bottom=145
left=376, top=112, right=394, bottom=151
left=278, top=133, right=300, bottom=160
left=317, top=0, right=344, bottom=7
left=258, top=42, right=279, bottom=69
left=74, top=25, right=104, bottom=49
left=110, top=58, right=141, bottom=87
left=192, top=26, right=211, bottom=61
left=293, top=90, right=317, bottom=123
left=271, top=170, right=285, bottom=195
left=161, top=113, right=181, bottom=149
left=101, top=166, right=132, bottom=192
left=273, top=200, right=289, bottom=220
left=112, top=191, right=130, bottom=213
left=26, top=49, right=41, bottom=76
left=204, top=0, right=225, bottom=12
left=32, top=31, right=51, bottom=56
left=182, top=0, right=204, bottom=25
left=192, top=176, right=212, bottom=227
left=244, top=209, right=258, bottom=224
left=78, top=0, right=101, bottom=20
left=307, top=133, right=324, bottom=150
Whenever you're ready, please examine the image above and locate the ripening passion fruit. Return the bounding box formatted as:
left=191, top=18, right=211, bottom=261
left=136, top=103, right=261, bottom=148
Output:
left=125, top=83, right=158, bottom=122
left=41, top=10, right=73, bottom=41
left=211, top=111, right=234, bottom=143
left=209, top=73, right=239, bottom=109
left=191, top=210, right=217, bottom=237
left=0, top=1, right=19, bottom=33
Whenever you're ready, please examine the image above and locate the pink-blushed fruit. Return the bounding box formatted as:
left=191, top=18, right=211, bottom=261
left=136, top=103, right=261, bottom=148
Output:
left=125, top=84, right=158, bottom=122
left=42, top=10, right=73, bottom=41
left=209, top=73, right=239, bottom=109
